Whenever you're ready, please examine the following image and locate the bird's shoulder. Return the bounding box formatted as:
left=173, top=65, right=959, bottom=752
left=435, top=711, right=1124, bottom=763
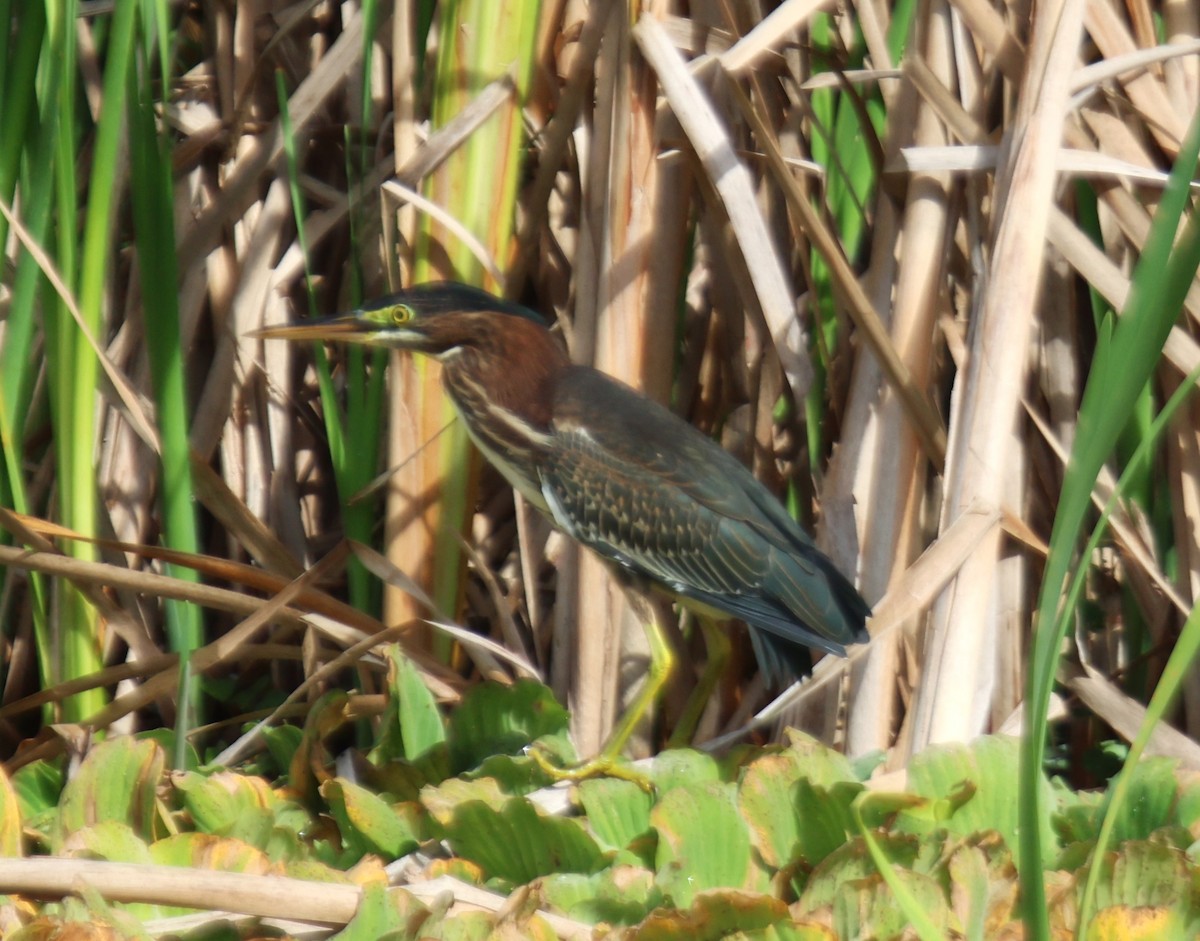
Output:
left=549, top=366, right=738, bottom=472
left=546, top=366, right=815, bottom=551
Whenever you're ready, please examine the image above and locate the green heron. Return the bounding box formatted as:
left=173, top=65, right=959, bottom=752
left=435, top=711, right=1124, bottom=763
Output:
left=257, top=282, right=869, bottom=770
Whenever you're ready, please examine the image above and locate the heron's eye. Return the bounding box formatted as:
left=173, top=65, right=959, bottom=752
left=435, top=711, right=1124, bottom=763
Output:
left=389, top=304, right=414, bottom=326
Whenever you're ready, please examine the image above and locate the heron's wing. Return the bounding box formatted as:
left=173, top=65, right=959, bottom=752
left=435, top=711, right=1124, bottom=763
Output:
left=540, top=368, right=868, bottom=667
left=552, top=369, right=829, bottom=554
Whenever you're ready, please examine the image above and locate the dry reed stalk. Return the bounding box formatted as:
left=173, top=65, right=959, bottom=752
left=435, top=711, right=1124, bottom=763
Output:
left=567, top=7, right=648, bottom=757
left=911, top=0, right=1087, bottom=751
left=4, top=0, right=1198, bottom=774
left=838, top=0, right=956, bottom=758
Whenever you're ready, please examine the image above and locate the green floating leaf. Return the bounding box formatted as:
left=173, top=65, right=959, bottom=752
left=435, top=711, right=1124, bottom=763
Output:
left=365, top=743, right=454, bottom=803
left=167, top=920, right=243, bottom=941
left=448, top=680, right=570, bottom=772
left=58, top=737, right=165, bottom=847
left=627, top=889, right=790, bottom=941
left=375, top=647, right=446, bottom=763
left=174, top=770, right=287, bottom=851
left=793, top=779, right=860, bottom=869
left=138, top=729, right=201, bottom=773
left=903, top=734, right=1056, bottom=856
left=741, top=923, right=838, bottom=941
left=653, top=781, right=762, bottom=909
left=847, top=749, right=887, bottom=782
left=1085, top=906, right=1187, bottom=941
left=284, top=856, right=362, bottom=884
left=11, top=760, right=63, bottom=823
left=323, top=778, right=425, bottom=862
left=289, top=690, right=353, bottom=804
left=853, top=790, right=929, bottom=831
left=1174, top=770, right=1200, bottom=831
left=422, top=775, right=510, bottom=827
left=261, top=724, right=305, bottom=778
left=738, top=746, right=862, bottom=871
left=329, top=882, right=424, bottom=941
left=407, top=908, right=494, bottom=941
left=470, top=742, right=570, bottom=792
left=150, top=832, right=272, bottom=873
left=426, top=857, right=487, bottom=887
left=1098, top=757, right=1179, bottom=844
left=799, top=833, right=920, bottom=913
left=778, top=731, right=862, bottom=787
left=832, top=869, right=951, bottom=941
left=850, top=790, right=951, bottom=941
left=578, top=777, right=654, bottom=852
left=739, top=754, right=801, bottom=869
left=650, top=749, right=722, bottom=794
left=1084, top=840, right=1197, bottom=920
left=65, top=820, right=152, bottom=864
left=1052, top=781, right=1105, bottom=848
left=443, top=797, right=605, bottom=885
left=946, top=840, right=1005, bottom=941
left=270, top=804, right=319, bottom=863
left=10, top=760, right=62, bottom=852
left=541, top=866, right=660, bottom=926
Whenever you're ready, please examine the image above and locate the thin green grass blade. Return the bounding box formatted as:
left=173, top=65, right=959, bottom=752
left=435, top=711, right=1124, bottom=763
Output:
left=147, top=0, right=172, bottom=92
left=851, top=793, right=946, bottom=941
left=1074, top=224, right=1200, bottom=933
left=274, top=70, right=381, bottom=615
left=0, top=0, right=42, bottom=255
left=273, top=71, right=345, bottom=445
left=0, top=3, right=58, bottom=697
left=128, top=1, right=204, bottom=747
left=802, top=4, right=911, bottom=474
left=44, top=0, right=108, bottom=720
left=344, top=22, right=389, bottom=614
left=1018, top=109, right=1200, bottom=937
left=68, top=0, right=137, bottom=719
left=0, top=0, right=10, bottom=100
left=0, top=0, right=47, bottom=515
left=337, top=0, right=392, bottom=603
left=1055, top=358, right=1200, bottom=671
left=1079, top=605, right=1200, bottom=930
left=43, top=0, right=84, bottom=710
left=1072, top=183, right=1164, bottom=701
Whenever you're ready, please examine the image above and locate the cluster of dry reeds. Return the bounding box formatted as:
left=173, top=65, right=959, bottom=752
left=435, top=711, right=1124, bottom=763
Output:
left=0, top=0, right=1197, bottom=789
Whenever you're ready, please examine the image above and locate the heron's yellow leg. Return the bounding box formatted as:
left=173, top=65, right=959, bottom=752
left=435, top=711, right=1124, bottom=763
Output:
left=667, top=616, right=730, bottom=748
left=531, top=611, right=674, bottom=789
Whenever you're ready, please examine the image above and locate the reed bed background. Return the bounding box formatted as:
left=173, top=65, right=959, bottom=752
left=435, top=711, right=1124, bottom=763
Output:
left=0, top=0, right=1198, bottom=880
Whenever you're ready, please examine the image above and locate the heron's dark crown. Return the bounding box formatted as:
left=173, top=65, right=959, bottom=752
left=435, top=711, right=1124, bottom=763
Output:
left=348, top=281, right=559, bottom=366
left=363, top=282, right=547, bottom=325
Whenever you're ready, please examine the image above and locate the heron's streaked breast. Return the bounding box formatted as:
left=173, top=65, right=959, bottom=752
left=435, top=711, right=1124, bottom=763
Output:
left=442, top=365, right=553, bottom=513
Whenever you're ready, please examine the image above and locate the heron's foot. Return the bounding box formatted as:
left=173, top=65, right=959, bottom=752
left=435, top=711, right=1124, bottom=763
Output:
left=526, top=613, right=673, bottom=793
left=528, top=742, right=654, bottom=791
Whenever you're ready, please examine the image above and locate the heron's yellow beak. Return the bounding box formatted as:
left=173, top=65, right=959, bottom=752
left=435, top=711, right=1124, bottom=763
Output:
left=252, top=314, right=382, bottom=342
